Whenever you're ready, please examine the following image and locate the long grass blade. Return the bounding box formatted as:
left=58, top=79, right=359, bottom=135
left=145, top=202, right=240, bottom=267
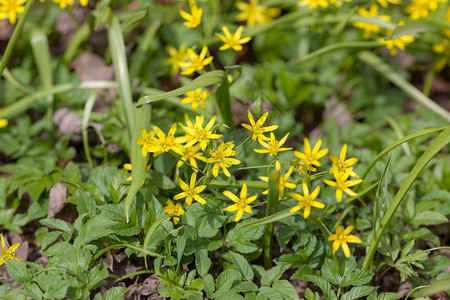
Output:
left=82, top=93, right=97, bottom=170
left=298, top=41, right=382, bottom=63
left=263, top=170, right=280, bottom=269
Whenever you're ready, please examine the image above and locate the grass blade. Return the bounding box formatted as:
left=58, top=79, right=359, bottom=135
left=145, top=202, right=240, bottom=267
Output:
left=108, top=16, right=135, bottom=139
left=362, top=125, right=450, bottom=271
left=82, top=93, right=97, bottom=170
left=263, top=169, right=280, bottom=269
left=298, top=41, right=382, bottom=63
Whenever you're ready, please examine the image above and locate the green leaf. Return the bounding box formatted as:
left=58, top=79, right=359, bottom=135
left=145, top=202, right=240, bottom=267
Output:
left=5, top=260, right=30, bottom=283
left=76, top=190, right=97, bottom=216
left=39, top=218, right=73, bottom=232
left=232, top=281, right=258, bottom=293
left=258, top=286, right=283, bottom=300
left=298, top=41, right=382, bottom=63
left=261, top=264, right=290, bottom=286
left=272, top=280, right=300, bottom=300
left=321, top=259, right=341, bottom=286
left=203, top=274, right=215, bottom=298
left=242, top=209, right=291, bottom=229
left=390, top=21, right=440, bottom=39
left=215, top=70, right=232, bottom=125
left=30, top=30, right=53, bottom=106
left=230, top=252, right=254, bottom=281
left=43, top=279, right=68, bottom=299
left=215, top=291, right=244, bottom=300
left=275, top=226, right=296, bottom=252
left=411, top=211, right=449, bottom=226
left=87, top=261, right=109, bottom=290
left=24, top=283, right=44, bottom=299
left=195, top=249, right=211, bottom=277
left=295, top=275, right=337, bottom=300
left=215, top=270, right=240, bottom=291
left=176, top=236, right=186, bottom=268
left=341, top=286, right=377, bottom=300
left=136, top=70, right=226, bottom=107
left=376, top=292, right=399, bottom=300
left=103, top=287, right=129, bottom=300
left=341, top=270, right=373, bottom=287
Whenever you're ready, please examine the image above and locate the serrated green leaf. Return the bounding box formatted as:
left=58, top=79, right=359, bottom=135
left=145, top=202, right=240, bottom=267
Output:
left=341, top=270, right=373, bottom=287
left=304, top=288, right=320, bottom=300
left=40, top=218, right=73, bottom=232
left=341, top=286, right=377, bottom=300
left=195, top=249, right=211, bottom=277
left=230, top=252, right=254, bottom=281
left=5, top=261, right=30, bottom=283
left=215, top=291, right=244, bottom=300
left=232, top=281, right=258, bottom=293
left=261, top=264, right=290, bottom=286
left=376, top=292, right=399, bottom=300
left=321, top=259, right=341, bottom=286
left=87, top=261, right=109, bottom=290
left=203, top=274, right=215, bottom=298
left=216, top=270, right=240, bottom=291
left=258, top=286, right=283, bottom=300
left=272, top=280, right=300, bottom=300
left=102, top=287, right=129, bottom=300
left=295, top=275, right=337, bottom=300
left=176, top=236, right=186, bottom=268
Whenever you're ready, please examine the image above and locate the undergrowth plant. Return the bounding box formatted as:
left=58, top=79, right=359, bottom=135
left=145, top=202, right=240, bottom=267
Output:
left=0, top=0, right=449, bottom=299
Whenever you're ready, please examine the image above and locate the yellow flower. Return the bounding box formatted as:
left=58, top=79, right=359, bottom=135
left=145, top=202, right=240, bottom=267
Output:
left=294, top=138, right=328, bottom=169
left=173, top=172, right=207, bottom=205
left=433, top=39, right=450, bottom=70
left=80, top=0, right=87, bottom=5
left=182, top=115, right=222, bottom=151
left=377, top=0, right=400, bottom=8
left=406, top=0, right=443, bottom=20
left=235, top=0, right=280, bottom=27
left=288, top=182, right=324, bottom=219
left=151, top=124, right=186, bottom=156
left=0, top=0, right=26, bottom=24
left=165, top=44, right=188, bottom=75
left=180, top=46, right=213, bottom=75
left=328, top=225, right=362, bottom=258
left=180, top=4, right=202, bottom=28
left=0, top=119, right=8, bottom=128
left=378, top=23, right=415, bottom=55
left=223, top=182, right=257, bottom=222
left=298, top=0, right=329, bottom=9
left=329, top=144, right=359, bottom=178
left=241, top=110, right=278, bottom=141
left=207, top=142, right=241, bottom=177
left=254, top=132, right=292, bottom=157
left=259, top=161, right=296, bottom=198
left=323, top=167, right=362, bottom=201
left=0, top=233, right=20, bottom=266
left=163, top=199, right=185, bottom=225
left=177, top=145, right=207, bottom=169
left=123, top=160, right=151, bottom=183
left=353, top=4, right=391, bottom=39
left=182, top=88, right=211, bottom=112
left=52, top=0, right=74, bottom=9
left=216, top=26, right=252, bottom=51
left=136, top=128, right=156, bottom=157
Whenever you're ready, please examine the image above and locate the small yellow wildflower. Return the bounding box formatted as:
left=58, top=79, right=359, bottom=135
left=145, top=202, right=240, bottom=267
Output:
left=0, top=119, right=8, bottom=128
left=288, top=182, right=324, bottom=219
left=241, top=110, right=278, bottom=142
left=328, top=225, right=362, bottom=258
left=433, top=39, right=450, bottom=70
left=223, top=182, right=258, bottom=222
left=173, top=172, right=207, bottom=205
left=177, top=145, right=207, bottom=169
left=329, top=144, right=359, bottom=178
left=180, top=4, right=202, bottom=28
left=323, top=167, right=363, bottom=201
left=406, top=0, right=443, bottom=20
left=165, top=44, right=188, bottom=75
left=353, top=4, right=391, bottom=39
left=294, top=138, right=328, bottom=169
left=180, top=46, right=213, bottom=75
left=151, top=124, right=186, bottom=156
left=378, top=23, right=415, bottom=55
left=183, top=115, right=222, bottom=151
left=182, top=88, right=211, bottom=112
left=0, top=0, right=26, bottom=24
left=259, top=161, right=296, bottom=198
left=79, top=0, right=87, bottom=5
left=136, top=128, right=156, bottom=157
left=52, top=0, right=74, bottom=9
left=235, top=0, right=280, bottom=27
left=298, top=0, right=328, bottom=9
left=254, top=132, right=292, bottom=157
left=0, top=234, right=20, bottom=266
left=216, top=26, right=252, bottom=51
left=163, top=199, right=185, bottom=225
left=207, top=142, right=241, bottom=177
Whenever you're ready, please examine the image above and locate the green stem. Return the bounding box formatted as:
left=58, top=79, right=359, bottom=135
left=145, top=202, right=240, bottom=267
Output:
left=423, top=63, right=437, bottom=97
left=263, top=170, right=280, bottom=269
left=362, top=126, right=450, bottom=271
left=0, top=0, right=35, bottom=77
